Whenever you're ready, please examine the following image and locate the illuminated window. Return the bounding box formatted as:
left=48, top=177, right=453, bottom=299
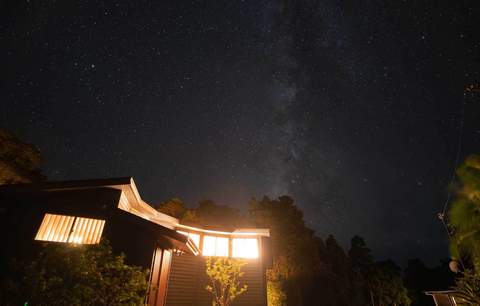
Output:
left=203, top=236, right=229, bottom=257
left=35, top=213, right=105, bottom=245
left=216, top=237, right=229, bottom=257
left=203, top=236, right=216, bottom=256
left=189, top=233, right=200, bottom=248
left=177, top=231, right=200, bottom=248
left=232, top=238, right=258, bottom=258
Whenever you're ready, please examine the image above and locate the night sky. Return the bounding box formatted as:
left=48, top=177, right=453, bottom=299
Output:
left=1, top=0, right=479, bottom=267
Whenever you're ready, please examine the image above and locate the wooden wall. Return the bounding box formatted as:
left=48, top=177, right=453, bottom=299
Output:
left=165, top=255, right=265, bottom=306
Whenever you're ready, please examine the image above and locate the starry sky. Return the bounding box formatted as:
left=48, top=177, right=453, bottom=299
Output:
left=1, top=0, right=479, bottom=267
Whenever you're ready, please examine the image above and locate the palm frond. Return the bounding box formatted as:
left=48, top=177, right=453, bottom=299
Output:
left=457, top=159, right=480, bottom=195
left=450, top=197, right=480, bottom=232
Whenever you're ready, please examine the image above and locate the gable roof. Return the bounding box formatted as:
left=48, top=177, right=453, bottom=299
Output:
left=0, top=177, right=200, bottom=255
left=0, top=177, right=270, bottom=251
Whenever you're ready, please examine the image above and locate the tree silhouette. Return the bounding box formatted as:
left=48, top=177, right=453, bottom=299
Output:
left=0, top=240, right=149, bottom=306
left=0, top=129, right=46, bottom=185
left=154, top=197, right=186, bottom=218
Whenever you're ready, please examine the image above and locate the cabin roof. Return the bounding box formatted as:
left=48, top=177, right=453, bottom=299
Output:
left=0, top=178, right=199, bottom=255
left=424, top=290, right=457, bottom=294
left=0, top=177, right=270, bottom=253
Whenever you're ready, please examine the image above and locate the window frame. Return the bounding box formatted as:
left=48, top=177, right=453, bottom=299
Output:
left=203, top=235, right=229, bottom=257
left=176, top=231, right=201, bottom=249
left=232, top=237, right=259, bottom=258
left=175, top=229, right=262, bottom=258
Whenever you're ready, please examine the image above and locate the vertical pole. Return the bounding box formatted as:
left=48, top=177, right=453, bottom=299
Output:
left=370, top=288, right=375, bottom=306
left=439, top=213, right=466, bottom=271
left=66, top=217, right=77, bottom=243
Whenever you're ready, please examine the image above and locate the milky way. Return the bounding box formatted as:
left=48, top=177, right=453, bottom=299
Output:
left=1, top=0, right=479, bottom=266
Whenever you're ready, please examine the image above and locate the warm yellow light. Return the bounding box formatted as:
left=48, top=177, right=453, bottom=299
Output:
left=203, top=236, right=216, bottom=256
left=232, top=238, right=244, bottom=257
left=245, top=238, right=258, bottom=258
left=189, top=233, right=200, bottom=248
left=232, top=238, right=258, bottom=258
left=203, top=236, right=229, bottom=256
left=177, top=231, right=200, bottom=249
left=216, top=237, right=229, bottom=257
left=35, top=214, right=75, bottom=243
left=36, top=214, right=104, bottom=245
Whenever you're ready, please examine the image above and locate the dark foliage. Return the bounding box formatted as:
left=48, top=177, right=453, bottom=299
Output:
left=452, top=269, right=480, bottom=305
left=0, top=129, right=46, bottom=185
left=349, top=236, right=411, bottom=306
left=154, top=197, right=186, bottom=219
left=403, top=258, right=457, bottom=306
left=301, top=235, right=367, bottom=306
left=195, top=198, right=250, bottom=228
left=155, top=193, right=451, bottom=306
left=0, top=240, right=150, bottom=306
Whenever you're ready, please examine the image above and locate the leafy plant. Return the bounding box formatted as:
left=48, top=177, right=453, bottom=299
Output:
left=181, top=210, right=205, bottom=224
left=266, top=274, right=287, bottom=306
left=449, top=156, right=480, bottom=269
left=205, top=257, right=248, bottom=306
left=453, top=270, right=480, bottom=306
left=154, top=197, right=186, bottom=218
left=0, top=129, right=46, bottom=185
left=0, top=239, right=150, bottom=306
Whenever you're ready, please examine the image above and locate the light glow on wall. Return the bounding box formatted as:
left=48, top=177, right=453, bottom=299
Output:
left=35, top=213, right=105, bottom=245
left=232, top=238, right=258, bottom=258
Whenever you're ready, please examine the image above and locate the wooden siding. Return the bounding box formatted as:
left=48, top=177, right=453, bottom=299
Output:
left=166, top=255, right=265, bottom=306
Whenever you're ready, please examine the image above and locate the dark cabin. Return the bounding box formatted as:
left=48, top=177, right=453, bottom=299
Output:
left=0, top=178, right=272, bottom=306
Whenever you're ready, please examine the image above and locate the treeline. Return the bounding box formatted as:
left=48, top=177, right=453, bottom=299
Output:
left=0, top=129, right=457, bottom=305
left=156, top=195, right=456, bottom=306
